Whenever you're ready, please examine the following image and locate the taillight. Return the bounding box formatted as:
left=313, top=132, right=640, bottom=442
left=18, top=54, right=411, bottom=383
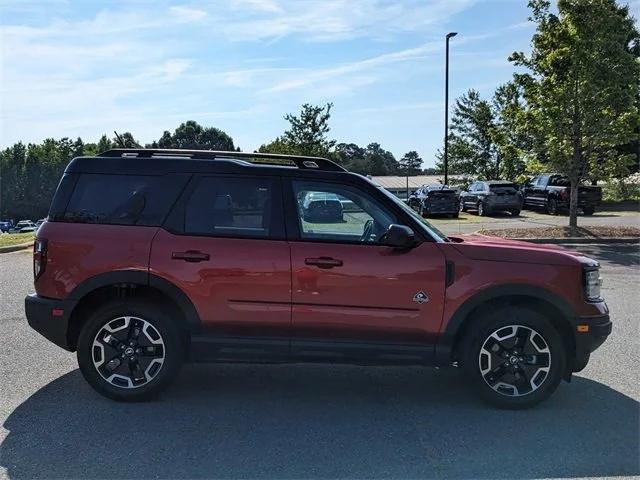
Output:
left=33, top=238, right=47, bottom=281
left=560, top=189, right=569, bottom=201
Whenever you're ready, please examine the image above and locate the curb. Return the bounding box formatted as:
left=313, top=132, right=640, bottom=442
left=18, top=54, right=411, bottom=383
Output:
left=505, top=237, right=638, bottom=245
left=0, top=241, right=34, bottom=253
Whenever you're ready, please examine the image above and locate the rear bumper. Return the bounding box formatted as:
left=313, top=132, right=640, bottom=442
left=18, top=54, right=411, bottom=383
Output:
left=25, top=294, right=74, bottom=351
left=571, top=313, right=612, bottom=372
left=424, top=203, right=458, bottom=214
left=485, top=198, right=522, bottom=210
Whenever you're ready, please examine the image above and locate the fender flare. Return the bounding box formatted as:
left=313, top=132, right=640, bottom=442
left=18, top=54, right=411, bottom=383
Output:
left=434, top=283, right=575, bottom=365
left=67, top=270, right=201, bottom=333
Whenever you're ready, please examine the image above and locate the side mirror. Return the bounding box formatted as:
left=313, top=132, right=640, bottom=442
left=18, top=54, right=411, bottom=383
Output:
left=382, top=224, right=416, bottom=249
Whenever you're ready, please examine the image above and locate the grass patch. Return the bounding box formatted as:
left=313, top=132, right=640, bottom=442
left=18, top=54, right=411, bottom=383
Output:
left=0, top=232, right=34, bottom=248
left=478, top=225, right=640, bottom=239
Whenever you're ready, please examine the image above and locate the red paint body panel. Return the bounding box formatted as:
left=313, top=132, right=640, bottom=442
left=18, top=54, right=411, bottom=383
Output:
left=34, top=222, right=156, bottom=299
left=149, top=229, right=291, bottom=337
left=290, top=242, right=446, bottom=343
left=436, top=236, right=607, bottom=334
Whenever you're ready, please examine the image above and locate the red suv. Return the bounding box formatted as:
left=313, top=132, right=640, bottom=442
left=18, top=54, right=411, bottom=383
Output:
left=25, top=149, right=611, bottom=408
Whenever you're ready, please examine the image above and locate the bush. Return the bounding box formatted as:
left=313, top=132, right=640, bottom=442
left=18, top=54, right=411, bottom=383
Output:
left=602, top=173, right=640, bottom=202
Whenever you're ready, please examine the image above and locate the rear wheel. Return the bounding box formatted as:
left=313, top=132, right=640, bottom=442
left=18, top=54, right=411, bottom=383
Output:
left=419, top=203, right=428, bottom=218
left=583, top=206, right=595, bottom=216
left=77, top=299, right=185, bottom=401
left=511, top=209, right=521, bottom=217
left=461, top=306, right=566, bottom=409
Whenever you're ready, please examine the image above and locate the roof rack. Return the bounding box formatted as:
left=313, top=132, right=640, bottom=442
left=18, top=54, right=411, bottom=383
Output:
left=98, top=148, right=346, bottom=172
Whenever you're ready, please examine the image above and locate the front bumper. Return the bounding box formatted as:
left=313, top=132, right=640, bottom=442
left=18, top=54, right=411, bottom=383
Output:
left=571, top=313, right=612, bottom=372
left=25, top=294, right=74, bottom=351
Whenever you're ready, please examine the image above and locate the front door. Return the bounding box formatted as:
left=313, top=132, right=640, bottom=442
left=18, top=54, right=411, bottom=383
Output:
left=150, top=175, right=291, bottom=343
left=286, top=179, right=446, bottom=360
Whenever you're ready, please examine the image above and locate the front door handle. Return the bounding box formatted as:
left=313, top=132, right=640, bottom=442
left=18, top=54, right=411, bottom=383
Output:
left=305, top=257, right=343, bottom=269
left=172, top=250, right=210, bottom=262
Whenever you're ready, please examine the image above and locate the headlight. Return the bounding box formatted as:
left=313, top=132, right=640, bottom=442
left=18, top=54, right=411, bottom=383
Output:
left=583, top=267, right=602, bottom=301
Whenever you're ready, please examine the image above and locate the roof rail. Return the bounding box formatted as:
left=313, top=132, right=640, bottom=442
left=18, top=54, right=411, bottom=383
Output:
left=98, top=148, right=346, bottom=172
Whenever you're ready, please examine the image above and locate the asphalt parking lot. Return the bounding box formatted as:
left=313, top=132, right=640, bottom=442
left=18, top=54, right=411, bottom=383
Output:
left=429, top=208, right=640, bottom=235
left=0, top=244, right=638, bottom=479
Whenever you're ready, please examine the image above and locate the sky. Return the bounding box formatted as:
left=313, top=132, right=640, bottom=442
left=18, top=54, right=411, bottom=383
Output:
left=1, top=0, right=638, bottom=167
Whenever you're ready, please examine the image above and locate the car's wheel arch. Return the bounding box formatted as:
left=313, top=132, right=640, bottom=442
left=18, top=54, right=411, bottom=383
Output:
left=65, top=271, right=201, bottom=350
left=435, top=284, right=576, bottom=367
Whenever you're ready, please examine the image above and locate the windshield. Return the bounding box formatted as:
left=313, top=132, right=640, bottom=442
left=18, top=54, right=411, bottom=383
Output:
left=375, top=184, right=448, bottom=242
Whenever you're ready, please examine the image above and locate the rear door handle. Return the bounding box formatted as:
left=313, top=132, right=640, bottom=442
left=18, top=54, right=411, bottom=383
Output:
left=172, top=250, right=210, bottom=262
left=305, top=257, right=343, bottom=269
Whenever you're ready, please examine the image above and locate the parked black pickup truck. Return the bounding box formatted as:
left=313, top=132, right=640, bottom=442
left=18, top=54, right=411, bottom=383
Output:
left=523, top=174, right=602, bottom=215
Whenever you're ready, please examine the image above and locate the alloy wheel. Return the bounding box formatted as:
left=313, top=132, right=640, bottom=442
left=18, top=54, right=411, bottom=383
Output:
left=92, top=316, right=165, bottom=389
left=478, top=324, right=551, bottom=397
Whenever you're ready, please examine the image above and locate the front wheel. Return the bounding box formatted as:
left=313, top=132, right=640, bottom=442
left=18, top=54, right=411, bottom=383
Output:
left=546, top=198, right=558, bottom=215
left=459, top=198, right=467, bottom=212
left=77, top=299, right=185, bottom=401
left=461, top=307, right=566, bottom=409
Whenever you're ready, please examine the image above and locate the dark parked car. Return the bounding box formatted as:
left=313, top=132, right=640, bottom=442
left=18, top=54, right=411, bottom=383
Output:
left=522, top=174, right=602, bottom=215
left=408, top=185, right=458, bottom=218
left=301, top=191, right=344, bottom=222
left=0, top=221, right=12, bottom=233
left=26, top=148, right=611, bottom=408
left=459, top=181, right=523, bottom=216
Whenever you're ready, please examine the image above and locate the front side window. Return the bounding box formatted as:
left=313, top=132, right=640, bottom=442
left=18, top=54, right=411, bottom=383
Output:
left=184, top=176, right=282, bottom=238
left=292, top=180, right=397, bottom=243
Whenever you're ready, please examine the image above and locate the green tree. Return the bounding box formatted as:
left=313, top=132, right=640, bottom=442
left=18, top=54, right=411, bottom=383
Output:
left=259, top=103, right=336, bottom=157
left=436, top=89, right=499, bottom=179
left=491, top=82, right=529, bottom=181
left=333, top=143, right=366, bottom=172
left=399, top=151, right=423, bottom=175
left=149, top=121, right=235, bottom=151
left=510, top=0, right=640, bottom=231
left=364, top=143, right=399, bottom=175
left=95, top=134, right=114, bottom=154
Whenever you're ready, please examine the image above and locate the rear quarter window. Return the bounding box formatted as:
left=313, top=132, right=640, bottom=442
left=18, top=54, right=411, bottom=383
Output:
left=61, top=173, right=188, bottom=226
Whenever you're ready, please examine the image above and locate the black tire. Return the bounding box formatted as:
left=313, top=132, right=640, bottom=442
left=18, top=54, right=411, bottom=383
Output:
left=511, top=209, right=521, bottom=217
left=546, top=198, right=558, bottom=215
left=77, top=299, right=185, bottom=401
left=583, top=206, right=595, bottom=216
left=459, top=198, right=467, bottom=212
left=451, top=211, right=459, bottom=219
left=460, top=306, right=566, bottom=409
left=477, top=201, right=489, bottom=216
left=419, top=203, right=428, bottom=218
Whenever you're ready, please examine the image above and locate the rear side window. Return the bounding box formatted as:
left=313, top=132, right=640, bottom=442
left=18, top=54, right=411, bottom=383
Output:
left=62, top=174, right=187, bottom=226
left=549, top=175, right=570, bottom=187
left=183, top=176, right=283, bottom=238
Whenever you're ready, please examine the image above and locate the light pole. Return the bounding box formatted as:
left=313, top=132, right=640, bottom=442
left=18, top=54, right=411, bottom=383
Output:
left=444, top=31, right=457, bottom=186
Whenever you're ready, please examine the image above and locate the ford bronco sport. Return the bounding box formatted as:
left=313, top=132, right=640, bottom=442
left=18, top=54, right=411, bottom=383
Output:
left=25, top=149, right=611, bottom=408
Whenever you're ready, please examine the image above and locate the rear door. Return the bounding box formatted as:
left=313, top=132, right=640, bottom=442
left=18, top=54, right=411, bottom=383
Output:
left=285, top=178, right=446, bottom=361
left=150, top=174, right=291, bottom=345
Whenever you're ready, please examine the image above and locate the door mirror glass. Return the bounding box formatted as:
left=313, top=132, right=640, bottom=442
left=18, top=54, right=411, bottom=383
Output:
left=382, top=224, right=416, bottom=249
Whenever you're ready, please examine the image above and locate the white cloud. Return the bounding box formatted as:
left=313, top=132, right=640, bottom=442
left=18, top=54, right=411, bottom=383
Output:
left=168, top=6, right=208, bottom=22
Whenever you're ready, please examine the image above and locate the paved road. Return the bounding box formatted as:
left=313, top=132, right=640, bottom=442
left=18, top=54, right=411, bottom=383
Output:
left=0, top=246, right=638, bottom=479
left=430, top=209, right=640, bottom=236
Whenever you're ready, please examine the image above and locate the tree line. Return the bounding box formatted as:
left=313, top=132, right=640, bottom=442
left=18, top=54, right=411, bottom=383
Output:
left=0, top=108, right=427, bottom=220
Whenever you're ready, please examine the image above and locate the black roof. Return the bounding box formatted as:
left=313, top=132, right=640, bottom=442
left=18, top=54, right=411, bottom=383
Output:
left=65, top=148, right=347, bottom=176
